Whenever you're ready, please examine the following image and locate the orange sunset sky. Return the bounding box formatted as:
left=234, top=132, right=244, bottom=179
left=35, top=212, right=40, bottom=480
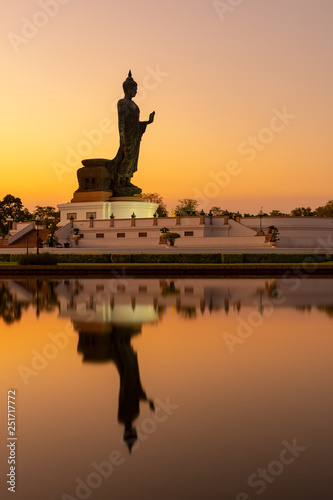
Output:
left=1, top=0, right=332, bottom=214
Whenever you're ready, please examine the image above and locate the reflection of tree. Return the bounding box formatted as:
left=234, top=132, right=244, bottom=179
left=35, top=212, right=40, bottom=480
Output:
left=0, top=283, right=29, bottom=324
left=179, top=306, right=197, bottom=319
left=233, top=300, right=241, bottom=313
left=296, top=305, right=312, bottom=313
left=160, top=280, right=180, bottom=296
left=265, top=280, right=278, bottom=298
left=0, top=280, right=60, bottom=321
left=157, top=305, right=167, bottom=320
left=317, top=306, right=333, bottom=318
left=33, top=280, right=60, bottom=315
left=77, top=326, right=155, bottom=453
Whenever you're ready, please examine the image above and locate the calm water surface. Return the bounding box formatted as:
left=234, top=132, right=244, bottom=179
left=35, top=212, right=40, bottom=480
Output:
left=1, top=277, right=333, bottom=500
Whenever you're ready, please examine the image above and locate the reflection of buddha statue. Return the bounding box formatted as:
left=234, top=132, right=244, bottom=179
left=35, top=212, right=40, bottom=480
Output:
left=112, top=327, right=155, bottom=452
left=77, top=325, right=154, bottom=452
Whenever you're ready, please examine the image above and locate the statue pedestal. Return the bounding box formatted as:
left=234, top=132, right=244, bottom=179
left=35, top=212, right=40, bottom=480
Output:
left=59, top=156, right=158, bottom=225
left=71, top=191, right=113, bottom=203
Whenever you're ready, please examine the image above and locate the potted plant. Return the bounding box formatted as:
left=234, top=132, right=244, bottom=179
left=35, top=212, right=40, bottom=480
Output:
left=72, top=227, right=80, bottom=246
left=159, top=227, right=169, bottom=244
left=164, top=232, right=181, bottom=247
left=267, top=225, right=279, bottom=247
left=64, top=236, right=71, bottom=248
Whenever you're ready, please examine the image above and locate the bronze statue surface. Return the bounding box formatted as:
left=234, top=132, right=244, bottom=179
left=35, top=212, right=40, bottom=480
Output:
left=76, top=71, right=155, bottom=198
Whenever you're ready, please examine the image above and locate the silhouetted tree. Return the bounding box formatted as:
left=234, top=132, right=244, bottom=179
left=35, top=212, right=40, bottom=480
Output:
left=269, top=210, right=288, bottom=217
left=210, top=206, right=224, bottom=216
left=290, top=206, right=314, bottom=216
left=175, top=199, right=199, bottom=215
left=33, top=206, right=60, bottom=225
left=314, top=200, right=333, bottom=217
left=141, top=193, right=168, bottom=216
left=0, top=194, right=32, bottom=235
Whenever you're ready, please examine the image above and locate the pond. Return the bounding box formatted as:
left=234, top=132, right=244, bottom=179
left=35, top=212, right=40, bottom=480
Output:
left=1, top=277, right=333, bottom=500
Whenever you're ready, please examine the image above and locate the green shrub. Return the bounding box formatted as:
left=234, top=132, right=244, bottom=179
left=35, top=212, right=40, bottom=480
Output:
left=222, top=254, right=244, bottom=263
left=0, top=254, right=11, bottom=262
left=111, top=253, right=330, bottom=264
left=110, top=253, right=222, bottom=264
left=4, top=252, right=331, bottom=266
left=242, top=253, right=329, bottom=264
left=110, top=254, right=132, bottom=263
left=17, top=253, right=58, bottom=265
left=57, top=254, right=111, bottom=263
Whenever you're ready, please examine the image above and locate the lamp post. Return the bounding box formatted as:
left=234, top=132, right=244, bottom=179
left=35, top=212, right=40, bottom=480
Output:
left=35, top=215, right=41, bottom=255
left=256, top=207, right=265, bottom=236
left=36, top=278, right=40, bottom=318
left=259, top=207, right=263, bottom=232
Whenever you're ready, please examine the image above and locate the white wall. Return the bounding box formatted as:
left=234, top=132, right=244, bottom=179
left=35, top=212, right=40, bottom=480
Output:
left=54, top=215, right=333, bottom=249
left=242, top=217, right=333, bottom=249
left=58, top=200, right=158, bottom=225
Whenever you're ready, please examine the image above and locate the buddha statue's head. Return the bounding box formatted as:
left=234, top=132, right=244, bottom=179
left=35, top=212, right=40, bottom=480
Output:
left=123, top=70, right=138, bottom=97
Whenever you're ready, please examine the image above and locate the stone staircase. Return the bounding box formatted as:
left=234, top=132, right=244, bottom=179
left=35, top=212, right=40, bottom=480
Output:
left=0, top=229, right=50, bottom=249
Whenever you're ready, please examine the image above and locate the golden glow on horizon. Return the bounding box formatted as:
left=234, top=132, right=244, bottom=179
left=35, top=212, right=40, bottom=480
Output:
left=1, top=0, right=333, bottom=213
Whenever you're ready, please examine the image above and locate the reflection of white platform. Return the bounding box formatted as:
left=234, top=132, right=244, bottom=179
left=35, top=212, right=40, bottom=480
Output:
left=58, top=199, right=158, bottom=225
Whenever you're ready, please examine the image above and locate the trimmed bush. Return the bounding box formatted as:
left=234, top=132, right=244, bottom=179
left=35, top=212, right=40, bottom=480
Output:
left=2, top=252, right=331, bottom=266
left=110, top=253, right=222, bottom=264
left=242, top=253, right=329, bottom=264
left=56, top=253, right=111, bottom=263
left=222, top=254, right=244, bottom=264
left=16, top=253, right=58, bottom=265
left=110, top=254, right=132, bottom=263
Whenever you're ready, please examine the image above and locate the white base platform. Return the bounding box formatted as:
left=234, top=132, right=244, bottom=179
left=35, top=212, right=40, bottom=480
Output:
left=58, top=200, right=158, bottom=225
